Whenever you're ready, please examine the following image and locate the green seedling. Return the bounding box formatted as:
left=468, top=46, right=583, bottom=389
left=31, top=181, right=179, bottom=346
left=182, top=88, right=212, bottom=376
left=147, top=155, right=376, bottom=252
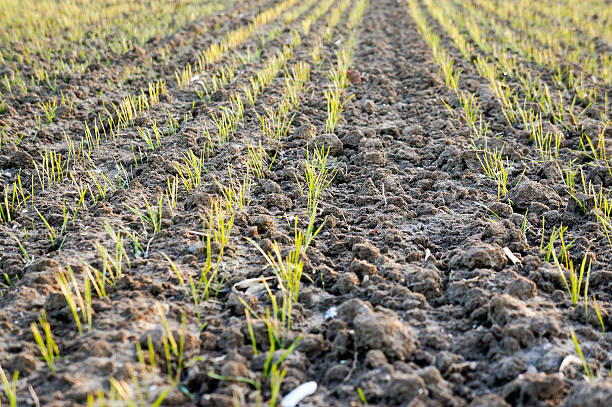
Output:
left=87, top=375, right=171, bottom=407
left=8, top=231, right=32, bottom=265
left=56, top=266, right=92, bottom=334
left=213, top=166, right=252, bottom=213
left=135, top=333, right=157, bottom=373
left=323, top=84, right=347, bottom=134
left=257, top=107, right=295, bottom=141
left=35, top=206, right=67, bottom=250
left=165, top=176, right=178, bottom=222
left=570, top=329, right=594, bottom=382
left=358, top=387, right=368, bottom=406
left=38, top=98, right=57, bottom=123
left=296, top=144, right=338, bottom=242
left=31, top=309, right=60, bottom=372
left=550, top=234, right=590, bottom=307
left=473, top=142, right=511, bottom=199
left=0, top=363, right=18, bottom=407
left=247, top=142, right=276, bottom=179
left=155, top=303, right=186, bottom=384
left=173, top=149, right=207, bottom=193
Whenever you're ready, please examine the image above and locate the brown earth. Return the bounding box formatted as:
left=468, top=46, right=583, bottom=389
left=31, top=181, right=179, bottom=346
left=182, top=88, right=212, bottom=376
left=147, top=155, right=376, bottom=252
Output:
left=1, top=0, right=612, bottom=406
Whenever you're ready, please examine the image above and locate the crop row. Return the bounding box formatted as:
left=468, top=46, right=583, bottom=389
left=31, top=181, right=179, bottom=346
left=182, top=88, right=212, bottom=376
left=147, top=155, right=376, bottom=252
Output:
left=0, top=0, right=369, bottom=404
left=408, top=0, right=611, bottom=381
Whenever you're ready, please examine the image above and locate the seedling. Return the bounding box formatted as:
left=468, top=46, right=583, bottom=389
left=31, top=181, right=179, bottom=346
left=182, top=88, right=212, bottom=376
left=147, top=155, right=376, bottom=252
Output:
left=173, top=149, right=207, bottom=193
left=125, top=194, right=164, bottom=238
left=570, top=329, right=593, bottom=382
left=324, top=84, right=348, bottom=133
left=155, top=303, right=186, bottom=384
left=165, top=176, right=178, bottom=222
left=213, top=166, right=252, bottom=213
left=31, top=310, right=60, bottom=372
left=248, top=236, right=304, bottom=305
left=87, top=375, right=171, bottom=407
left=0, top=363, right=18, bottom=407
left=257, top=107, right=295, bottom=141
left=358, top=387, right=369, bottom=406
left=137, top=126, right=162, bottom=150
left=206, top=201, right=234, bottom=251
left=83, top=262, right=108, bottom=298
left=246, top=142, right=276, bottom=179
left=473, top=142, right=511, bottom=199
left=296, top=144, right=338, bottom=229
left=7, top=231, right=32, bottom=265
left=35, top=206, right=67, bottom=250
left=56, top=266, right=92, bottom=334
left=38, top=98, right=57, bottom=123
left=135, top=334, right=157, bottom=373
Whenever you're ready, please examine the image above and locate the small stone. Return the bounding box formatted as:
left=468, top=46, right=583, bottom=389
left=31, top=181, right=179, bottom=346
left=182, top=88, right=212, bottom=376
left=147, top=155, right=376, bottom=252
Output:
left=488, top=294, right=530, bottom=326
left=468, top=394, right=511, bottom=407
left=139, top=328, right=166, bottom=354
left=184, top=192, right=218, bottom=210
left=386, top=373, right=427, bottom=403
left=262, top=180, right=281, bottom=194
left=221, top=360, right=250, bottom=378
left=44, top=292, right=67, bottom=313
left=295, top=123, right=316, bottom=139
left=502, top=324, right=535, bottom=347
left=562, top=381, right=612, bottom=407
left=270, top=231, right=291, bottom=244
left=501, top=372, right=563, bottom=405
left=298, top=333, right=326, bottom=357
left=226, top=292, right=257, bottom=316
left=314, top=133, right=343, bottom=156
left=264, top=193, right=292, bottom=210
left=332, top=272, right=359, bottom=294
left=460, top=244, right=507, bottom=270
left=378, top=122, right=401, bottom=137
left=27, top=258, right=61, bottom=273
left=353, top=310, right=416, bottom=361
left=495, top=356, right=527, bottom=382
left=361, top=99, right=375, bottom=113
left=252, top=215, right=275, bottom=234
left=402, top=124, right=423, bottom=137
left=246, top=226, right=259, bottom=238
left=341, top=130, right=363, bottom=148
left=337, top=298, right=372, bottom=322
left=349, top=259, right=378, bottom=280
left=187, top=243, right=202, bottom=254
left=259, top=238, right=274, bottom=253
left=347, top=70, right=361, bottom=84
left=9, top=151, right=35, bottom=168
left=589, top=270, right=612, bottom=287
left=211, top=89, right=226, bottom=101
left=331, top=329, right=353, bottom=358
left=504, top=276, right=537, bottom=300
left=8, top=353, right=37, bottom=376
left=325, top=364, right=350, bottom=382
left=364, top=349, right=388, bottom=368
left=508, top=179, right=563, bottom=212
left=352, top=242, right=380, bottom=263
left=218, top=326, right=244, bottom=350
left=90, top=340, right=114, bottom=357
left=182, top=254, right=197, bottom=264
left=488, top=202, right=513, bottom=218
left=364, top=151, right=385, bottom=166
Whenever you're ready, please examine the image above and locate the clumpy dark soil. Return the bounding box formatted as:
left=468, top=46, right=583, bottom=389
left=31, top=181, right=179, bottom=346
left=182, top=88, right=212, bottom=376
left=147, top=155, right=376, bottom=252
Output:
left=1, top=0, right=612, bottom=406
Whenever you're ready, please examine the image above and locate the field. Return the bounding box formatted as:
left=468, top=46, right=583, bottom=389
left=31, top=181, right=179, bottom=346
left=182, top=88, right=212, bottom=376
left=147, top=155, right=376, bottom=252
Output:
left=0, top=0, right=611, bottom=405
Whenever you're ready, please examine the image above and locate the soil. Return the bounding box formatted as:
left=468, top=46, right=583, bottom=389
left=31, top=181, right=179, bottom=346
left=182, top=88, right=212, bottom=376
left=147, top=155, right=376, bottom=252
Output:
left=1, top=0, right=612, bottom=406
